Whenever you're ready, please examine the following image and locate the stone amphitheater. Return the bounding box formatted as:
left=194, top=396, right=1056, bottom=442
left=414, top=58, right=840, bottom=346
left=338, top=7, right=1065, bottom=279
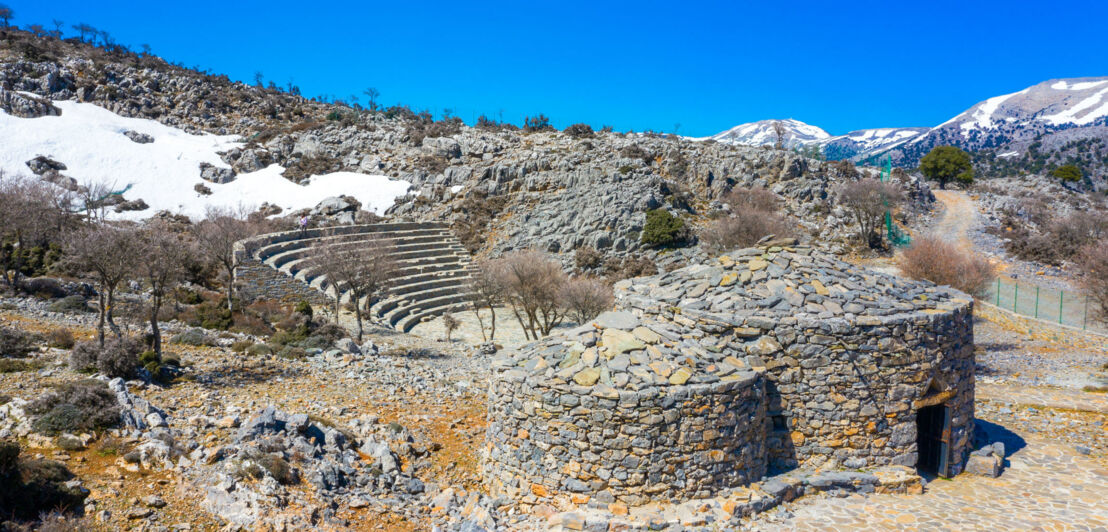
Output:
left=486, top=239, right=976, bottom=507
left=233, top=222, right=475, bottom=332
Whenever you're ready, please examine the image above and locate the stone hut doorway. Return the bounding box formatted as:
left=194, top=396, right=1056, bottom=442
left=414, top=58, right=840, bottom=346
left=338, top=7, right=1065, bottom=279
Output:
left=916, top=402, right=951, bottom=476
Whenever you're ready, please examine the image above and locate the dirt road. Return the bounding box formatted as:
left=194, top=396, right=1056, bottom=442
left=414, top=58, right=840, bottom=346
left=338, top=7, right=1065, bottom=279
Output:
left=930, top=189, right=978, bottom=250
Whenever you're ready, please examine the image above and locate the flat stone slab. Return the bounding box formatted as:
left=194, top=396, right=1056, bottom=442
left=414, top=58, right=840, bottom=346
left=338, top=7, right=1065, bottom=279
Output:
left=593, top=311, right=639, bottom=331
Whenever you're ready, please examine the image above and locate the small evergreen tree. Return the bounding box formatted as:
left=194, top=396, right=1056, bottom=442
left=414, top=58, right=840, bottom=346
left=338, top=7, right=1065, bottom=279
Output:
left=919, top=146, right=974, bottom=189
left=641, top=209, right=687, bottom=247
left=1051, top=164, right=1082, bottom=184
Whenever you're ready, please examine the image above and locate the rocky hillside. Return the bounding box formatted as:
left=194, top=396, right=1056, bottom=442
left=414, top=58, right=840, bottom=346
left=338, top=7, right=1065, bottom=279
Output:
left=0, top=27, right=930, bottom=268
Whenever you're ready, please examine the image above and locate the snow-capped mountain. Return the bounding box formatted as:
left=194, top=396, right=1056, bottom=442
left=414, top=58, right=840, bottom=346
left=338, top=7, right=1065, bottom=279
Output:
left=704, top=118, right=830, bottom=148
left=706, top=77, right=1108, bottom=179
left=886, top=77, right=1108, bottom=167
left=820, top=127, right=929, bottom=162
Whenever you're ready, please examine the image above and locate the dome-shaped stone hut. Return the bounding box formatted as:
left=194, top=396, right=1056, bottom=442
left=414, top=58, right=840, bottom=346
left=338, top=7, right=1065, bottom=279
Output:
left=486, top=239, right=975, bottom=506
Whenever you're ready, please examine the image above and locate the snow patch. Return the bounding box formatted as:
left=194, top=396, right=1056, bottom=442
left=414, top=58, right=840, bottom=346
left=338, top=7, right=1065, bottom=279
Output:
left=1051, top=80, right=1108, bottom=91
left=1039, top=87, right=1108, bottom=126
left=0, top=99, right=412, bottom=220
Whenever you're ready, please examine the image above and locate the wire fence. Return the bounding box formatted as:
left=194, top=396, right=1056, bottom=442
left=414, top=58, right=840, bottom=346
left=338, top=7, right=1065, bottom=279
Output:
left=980, top=277, right=1105, bottom=334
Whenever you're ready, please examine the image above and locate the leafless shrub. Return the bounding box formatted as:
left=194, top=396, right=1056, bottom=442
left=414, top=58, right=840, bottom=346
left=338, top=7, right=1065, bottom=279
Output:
left=724, top=186, right=782, bottom=214
left=833, top=159, right=858, bottom=178
left=834, top=178, right=904, bottom=248
left=194, top=206, right=256, bottom=312
left=560, top=277, right=614, bottom=324
left=897, top=236, right=996, bottom=297
left=1077, top=240, right=1108, bottom=323
left=492, top=250, right=567, bottom=340
left=701, top=187, right=793, bottom=254
left=574, top=246, right=604, bottom=271
left=135, top=223, right=195, bottom=354
left=62, top=225, right=140, bottom=345
left=0, top=172, right=77, bottom=288
left=701, top=209, right=792, bottom=254
left=307, top=235, right=397, bottom=342
left=563, top=123, right=594, bottom=139
left=467, top=260, right=503, bottom=342
left=604, top=255, right=658, bottom=282
left=442, top=313, right=459, bottom=342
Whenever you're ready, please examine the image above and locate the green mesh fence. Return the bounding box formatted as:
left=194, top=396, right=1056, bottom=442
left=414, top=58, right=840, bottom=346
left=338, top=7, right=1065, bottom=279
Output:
left=981, top=277, right=1104, bottom=334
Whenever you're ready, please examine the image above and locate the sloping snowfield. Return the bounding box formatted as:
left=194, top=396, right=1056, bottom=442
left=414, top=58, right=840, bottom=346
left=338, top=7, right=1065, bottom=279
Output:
left=0, top=98, right=412, bottom=220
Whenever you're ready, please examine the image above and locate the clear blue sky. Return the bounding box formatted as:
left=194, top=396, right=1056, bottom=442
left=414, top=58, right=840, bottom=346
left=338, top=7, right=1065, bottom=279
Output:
left=7, top=1, right=1108, bottom=136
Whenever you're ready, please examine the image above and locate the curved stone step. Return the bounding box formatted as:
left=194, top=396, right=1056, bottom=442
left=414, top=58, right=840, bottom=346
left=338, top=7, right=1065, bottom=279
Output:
left=264, top=234, right=460, bottom=268
left=291, top=255, right=471, bottom=288
left=378, top=284, right=473, bottom=320
left=254, top=228, right=451, bottom=261
left=396, top=300, right=475, bottom=333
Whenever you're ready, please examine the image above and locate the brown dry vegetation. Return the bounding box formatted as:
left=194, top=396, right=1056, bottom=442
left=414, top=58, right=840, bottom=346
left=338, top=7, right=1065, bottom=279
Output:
left=898, top=235, right=996, bottom=297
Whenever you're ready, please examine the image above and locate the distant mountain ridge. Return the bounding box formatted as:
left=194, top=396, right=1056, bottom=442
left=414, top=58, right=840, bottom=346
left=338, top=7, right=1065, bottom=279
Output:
left=707, top=76, right=1108, bottom=183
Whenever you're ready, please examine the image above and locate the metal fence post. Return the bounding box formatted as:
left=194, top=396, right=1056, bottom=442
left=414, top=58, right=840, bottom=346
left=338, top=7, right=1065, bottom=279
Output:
left=1084, top=295, right=1089, bottom=330
left=1034, top=286, right=1039, bottom=319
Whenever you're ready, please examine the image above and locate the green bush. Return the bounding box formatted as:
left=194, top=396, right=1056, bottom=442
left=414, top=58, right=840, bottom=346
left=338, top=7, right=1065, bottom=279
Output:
left=0, top=359, right=43, bottom=373
left=46, top=328, right=75, bottom=350
left=189, top=300, right=233, bottom=330
left=276, top=346, right=307, bottom=360
left=69, top=338, right=143, bottom=378
left=246, top=344, right=273, bottom=356
left=46, top=295, right=90, bottom=314
left=0, top=327, right=40, bottom=358
left=256, top=453, right=298, bottom=485
left=0, top=440, right=87, bottom=520
left=293, top=300, right=313, bottom=319
left=170, top=328, right=214, bottom=347
left=641, top=209, right=688, bottom=248
left=27, top=380, right=121, bottom=436
left=231, top=340, right=254, bottom=353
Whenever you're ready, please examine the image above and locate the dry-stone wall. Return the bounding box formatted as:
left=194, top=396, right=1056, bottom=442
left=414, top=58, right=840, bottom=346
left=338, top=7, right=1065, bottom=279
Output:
left=486, top=239, right=976, bottom=507
left=487, top=311, right=767, bottom=505
left=615, top=239, right=976, bottom=474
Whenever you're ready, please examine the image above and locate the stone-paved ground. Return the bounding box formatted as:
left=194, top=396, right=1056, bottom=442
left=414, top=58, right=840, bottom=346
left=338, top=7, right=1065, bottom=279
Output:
left=748, top=424, right=1108, bottom=531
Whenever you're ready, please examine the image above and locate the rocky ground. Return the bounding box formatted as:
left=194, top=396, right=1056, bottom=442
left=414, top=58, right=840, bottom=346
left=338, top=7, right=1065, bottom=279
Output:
left=2, top=287, right=1106, bottom=531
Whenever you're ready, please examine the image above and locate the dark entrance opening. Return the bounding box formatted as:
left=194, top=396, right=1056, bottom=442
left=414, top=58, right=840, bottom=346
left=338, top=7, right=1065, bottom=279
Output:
left=916, top=403, right=951, bottom=476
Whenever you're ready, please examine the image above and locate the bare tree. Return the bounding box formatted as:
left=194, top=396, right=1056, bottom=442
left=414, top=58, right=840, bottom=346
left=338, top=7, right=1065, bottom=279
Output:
left=1078, top=241, right=1108, bottom=323
left=50, top=19, right=63, bottom=36
left=0, top=4, right=12, bottom=27
left=307, top=236, right=397, bottom=343
left=0, top=173, right=76, bottom=288
left=560, top=277, right=614, bottom=324
left=442, top=313, right=459, bottom=342
left=71, top=23, right=95, bottom=42
left=467, top=260, right=503, bottom=342
left=136, top=223, right=194, bottom=355
left=64, top=225, right=140, bottom=346
left=78, top=180, right=119, bottom=223
left=772, top=120, right=787, bottom=150
left=493, top=250, right=567, bottom=339
left=194, top=206, right=255, bottom=312
left=363, top=87, right=380, bottom=111
left=834, top=178, right=904, bottom=248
